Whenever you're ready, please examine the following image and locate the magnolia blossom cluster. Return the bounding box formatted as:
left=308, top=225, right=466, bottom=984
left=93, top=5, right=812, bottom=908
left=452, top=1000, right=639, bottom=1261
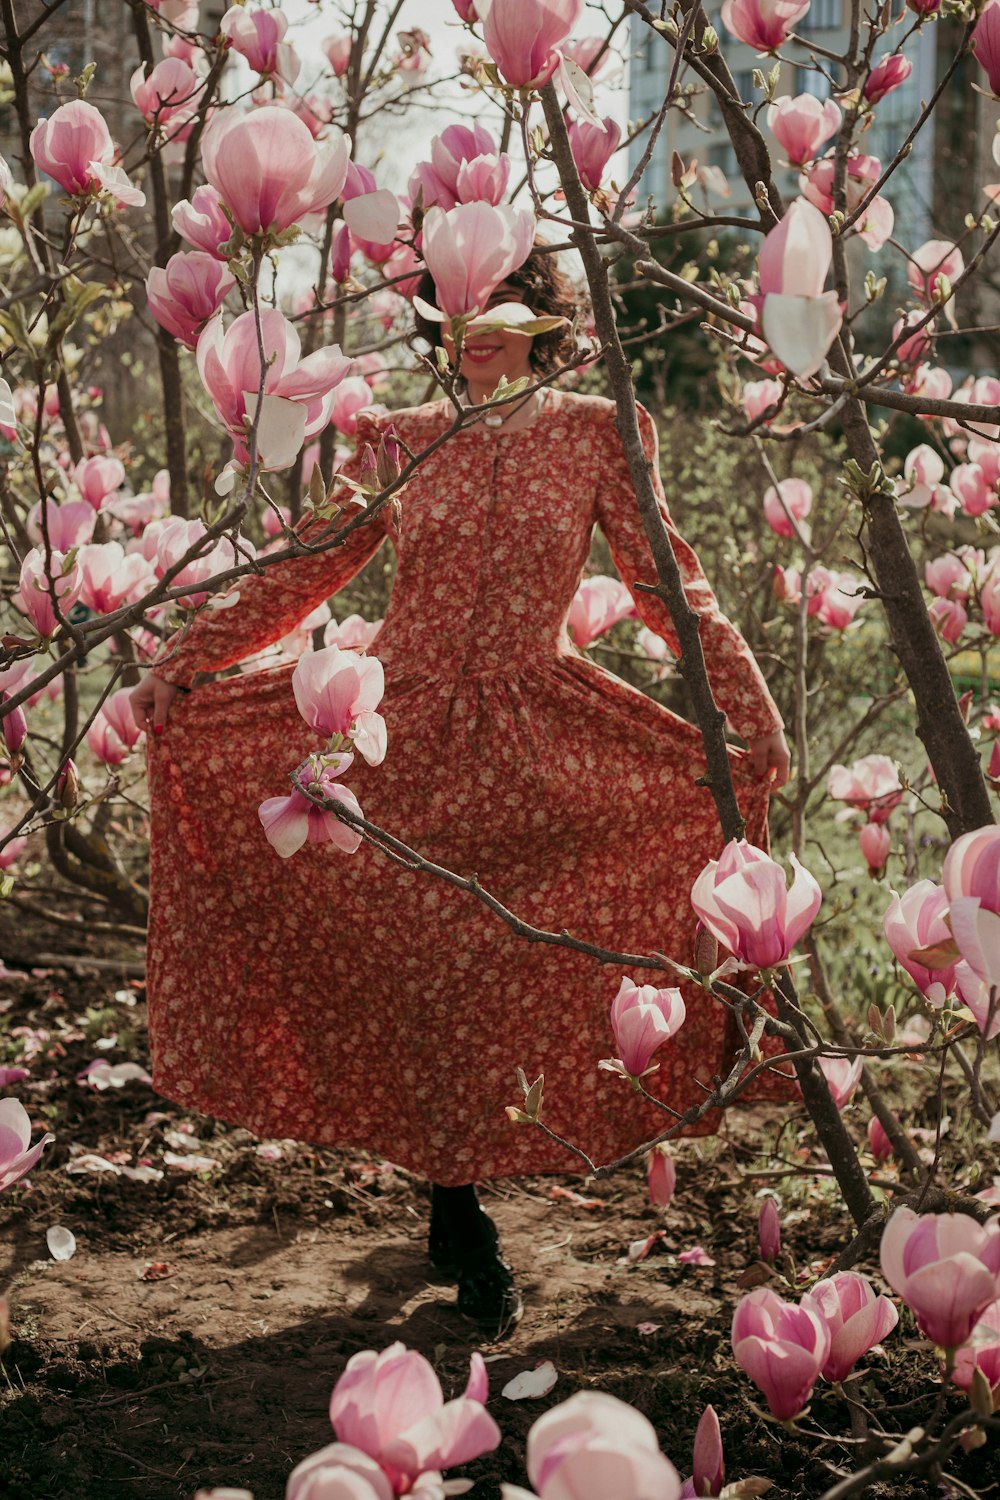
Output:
left=827, top=753, right=903, bottom=878
left=773, top=561, right=867, bottom=631
left=258, top=644, right=387, bottom=859
left=882, top=825, right=1000, bottom=1040
left=733, top=1270, right=898, bottom=1419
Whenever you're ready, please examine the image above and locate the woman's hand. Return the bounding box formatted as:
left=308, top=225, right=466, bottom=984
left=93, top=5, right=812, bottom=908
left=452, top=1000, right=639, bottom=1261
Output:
left=749, top=728, right=791, bottom=790
left=130, top=673, right=181, bottom=736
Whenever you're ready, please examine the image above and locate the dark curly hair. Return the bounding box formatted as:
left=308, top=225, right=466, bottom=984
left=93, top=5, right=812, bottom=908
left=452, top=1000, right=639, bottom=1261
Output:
left=411, top=243, right=585, bottom=375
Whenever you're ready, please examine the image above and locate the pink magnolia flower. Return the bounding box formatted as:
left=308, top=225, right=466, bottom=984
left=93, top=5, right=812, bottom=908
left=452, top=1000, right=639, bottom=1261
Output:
left=882, top=879, right=957, bottom=1005
left=732, top=1287, right=831, bottom=1420
left=149, top=516, right=255, bottom=609
left=510, top=1390, right=681, bottom=1500
left=258, top=755, right=365, bottom=859
left=721, top=0, right=809, bottom=52
left=287, top=1442, right=394, bottom=1500
left=480, top=0, right=583, bottom=88
left=880, top=1206, right=1000, bottom=1350
left=417, top=201, right=535, bottom=321
left=111, top=470, right=170, bottom=535
left=328, top=1343, right=500, bottom=1494
left=928, top=596, right=967, bottom=645
left=1, top=696, right=26, bottom=758
left=898, top=443, right=945, bottom=507
left=606, top=976, right=686, bottom=1079
left=691, top=839, right=821, bottom=970
left=13, top=547, right=83, bottom=636
left=146, top=252, right=236, bottom=349
left=197, top=309, right=352, bottom=469
left=220, top=5, right=299, bottom=82
left=86, top=687, right=144, bottom=766
left=130, top=57, right=202, bottom=124
left=907, top=239, right=964, bottom=319
left=759, top=1197, right=781, bottom=1262
left=329, top=378, right=375, bottom=435
left=867, top=1114, right=894, bottom=1164
left=30, top=99, right=145, bottom=207
left=410, top=123, right=510, bottom=212
left=954, top=960, right=1000, bottom=1039
left=817, top=1053, right=863, bottom=1109
left=0, top=832, right=28, bottom=871
left=827, top=755, right=902, bottom=822
left=951, top=462, right=995, bottom=518
left=567, top=574, right=635, bottom=647
left=800, top=154, right=893, bottom=250
left=859, top=821, right=891, bottom=875
left=742, top=377, right=783, bottom=424
left=324, top=33, right=353, bottom=76
left=983, top=573, right=1000, bottom=635
left=802, top=1272, right=899, bottom=1384
left=864, top=53, right=912, bottom=103
left=201, top=105, right=349, bottom=237
left=758, top=198, right=843, bottom=379
left=647, top=1144, right=676, bottom=1208
left=564, top=35, right=618, bottom=79
left=567, top=116, right=622, bottom=192
left=26, top=498, right=95, bottom=551
left=943, top=827, right=1000, bottom=988
left=74, top=454, right=125, bottom=509
left=292, top=645, right=387, bottom=766
left=973, top=2, right=1000, bottom=96
left=324, top=615, right=383, bottom=652
left=767, top=94, right=841, bottom=167
left=172, top=185, right=233, bottom=258
left=822, top=572, right=867, bottom=621
left=77, top=542, right=155, bottom=613
left=893, top=310, right=932, bottom=366
left=952, top=1299, right=1000, bottom=1394
left=763, top=477, right=811, bottom=538
left=0, top=1097, right=54, bottom=1192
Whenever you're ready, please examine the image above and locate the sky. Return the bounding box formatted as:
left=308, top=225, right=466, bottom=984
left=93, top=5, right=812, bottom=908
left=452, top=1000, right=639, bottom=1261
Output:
left=280, top=0, right=632, bottom=193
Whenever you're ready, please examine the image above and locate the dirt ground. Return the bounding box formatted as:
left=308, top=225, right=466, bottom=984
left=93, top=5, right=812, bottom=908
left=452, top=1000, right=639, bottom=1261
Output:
left=0, top=913, right=996, bottom=1500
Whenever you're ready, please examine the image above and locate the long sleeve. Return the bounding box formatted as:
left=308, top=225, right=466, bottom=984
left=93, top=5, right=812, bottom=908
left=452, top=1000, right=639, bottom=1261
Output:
left=595, top=402, right=783, bottom=745
left=153, top=414, right=389, bottom=689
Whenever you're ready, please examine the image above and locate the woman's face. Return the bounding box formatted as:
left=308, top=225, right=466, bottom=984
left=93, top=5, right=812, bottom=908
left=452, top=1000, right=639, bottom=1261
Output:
left=444, top=282, right=535, bottom=388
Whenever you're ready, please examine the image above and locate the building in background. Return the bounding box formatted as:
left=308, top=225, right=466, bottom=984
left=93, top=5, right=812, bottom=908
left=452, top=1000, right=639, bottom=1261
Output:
left=626, top=7, right=989, bottom=298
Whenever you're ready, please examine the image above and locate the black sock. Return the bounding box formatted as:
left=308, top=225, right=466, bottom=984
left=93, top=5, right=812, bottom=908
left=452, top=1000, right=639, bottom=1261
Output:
left=430, top=1183, right=493, bottom=1251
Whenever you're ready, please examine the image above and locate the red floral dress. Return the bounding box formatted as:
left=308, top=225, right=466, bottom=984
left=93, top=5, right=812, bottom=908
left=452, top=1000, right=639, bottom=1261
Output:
left=148, top=391, right=785, bottom=1184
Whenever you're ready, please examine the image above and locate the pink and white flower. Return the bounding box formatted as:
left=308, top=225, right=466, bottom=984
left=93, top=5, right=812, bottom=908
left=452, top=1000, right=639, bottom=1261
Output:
left=258, top=755, right=365, bottom=859
left=691, top=839, right=821, bottom=970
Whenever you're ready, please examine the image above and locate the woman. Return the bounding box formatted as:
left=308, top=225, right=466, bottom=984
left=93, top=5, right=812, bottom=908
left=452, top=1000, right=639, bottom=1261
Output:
left=131, top=248, right=790, bottom=1336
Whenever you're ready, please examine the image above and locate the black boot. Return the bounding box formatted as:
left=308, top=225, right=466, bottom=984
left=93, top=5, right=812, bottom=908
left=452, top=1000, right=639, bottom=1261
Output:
left=429, top=1184, right=523, bottom=1335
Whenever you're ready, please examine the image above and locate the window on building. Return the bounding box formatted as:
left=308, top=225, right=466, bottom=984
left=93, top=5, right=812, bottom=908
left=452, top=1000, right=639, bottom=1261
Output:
left=797, top=0, right=841, bottom=30
left=642, top=32, right=657, bottom=71
left=732, top=69, right=755, bottom=103
left=794, top=66, right=833, bottom=100
left=708, top=140, right=739, bottom=179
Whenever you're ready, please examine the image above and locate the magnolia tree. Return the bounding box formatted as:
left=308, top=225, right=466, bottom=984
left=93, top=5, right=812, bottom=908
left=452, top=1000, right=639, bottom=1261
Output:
left=3, top=0, right=1000, bottom=1494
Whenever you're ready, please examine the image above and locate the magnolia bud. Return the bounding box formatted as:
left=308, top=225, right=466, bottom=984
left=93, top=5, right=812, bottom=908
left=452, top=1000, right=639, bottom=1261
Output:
left=56, top=757, right=79, bottom=812
left=330, top=221, right=352, bottom=284
left=758, top=1196, right=781, bottom=1262
left=647, top=1144, right=676, bottom=1207
left=358, top=442, right=378, bottom=492
left=1, top=695, right=26, bottom=757
left=375, top=425, right=403, bottom=489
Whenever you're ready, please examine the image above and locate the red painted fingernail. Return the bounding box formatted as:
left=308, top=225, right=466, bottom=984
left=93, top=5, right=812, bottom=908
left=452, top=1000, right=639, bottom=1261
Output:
left=153, top=724, right=164, bottom=735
